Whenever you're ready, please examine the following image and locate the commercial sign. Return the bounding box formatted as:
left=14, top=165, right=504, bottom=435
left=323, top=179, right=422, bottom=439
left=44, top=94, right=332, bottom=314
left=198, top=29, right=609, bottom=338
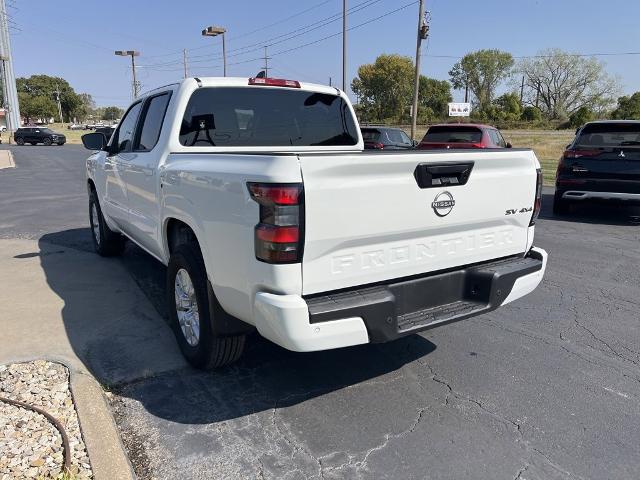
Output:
left=448, top=102, right=471, bottom=117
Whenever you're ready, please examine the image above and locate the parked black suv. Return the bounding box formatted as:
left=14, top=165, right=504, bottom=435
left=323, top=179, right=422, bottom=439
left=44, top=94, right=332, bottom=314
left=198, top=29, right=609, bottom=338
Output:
left=554, top=120, right=640, bottom=214
left=15, top=127, right=66, bottom=146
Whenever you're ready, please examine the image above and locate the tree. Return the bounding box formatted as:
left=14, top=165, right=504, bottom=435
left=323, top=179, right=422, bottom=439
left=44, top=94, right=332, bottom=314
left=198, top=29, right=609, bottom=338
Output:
left=103, top=106, right=124, bottom=121
left=518, top=49, right=620, bottom=119
left=16, top=75, right=84, bottom=122
left=351, top=54, right=414, bottom=122
left=521, top=106, right=543, bottom=122
left=18, top=92, right=57, bottom=123
left=449, top=49, right=514, bottom=112
left=611, top=92, right=640, bottom=119
left=569, top=106, right=596, bottom=128
left=492, top=92, right=522, bottom=121
left=418, top=76, right=452, bottom=122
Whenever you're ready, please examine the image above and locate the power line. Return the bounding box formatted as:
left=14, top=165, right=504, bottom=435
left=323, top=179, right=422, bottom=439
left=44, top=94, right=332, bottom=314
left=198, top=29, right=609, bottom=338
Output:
left=139, top=1, right=417, bottom=75
left=139, top=0, right=385, bottom=68
left=421, top=52, right=640, bottom=60
left=141, top=0, right=335, bottom=60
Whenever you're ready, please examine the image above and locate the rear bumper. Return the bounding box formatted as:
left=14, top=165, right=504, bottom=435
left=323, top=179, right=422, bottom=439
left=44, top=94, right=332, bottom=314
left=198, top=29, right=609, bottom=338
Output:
left=253, top=248, right=547, bottom=352
left=561, top=190, right=640, bottom=203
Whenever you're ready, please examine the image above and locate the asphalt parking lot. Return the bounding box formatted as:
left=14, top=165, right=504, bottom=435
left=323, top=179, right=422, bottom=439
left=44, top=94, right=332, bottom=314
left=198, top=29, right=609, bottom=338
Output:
left=2, top=144, right=640, bottom=480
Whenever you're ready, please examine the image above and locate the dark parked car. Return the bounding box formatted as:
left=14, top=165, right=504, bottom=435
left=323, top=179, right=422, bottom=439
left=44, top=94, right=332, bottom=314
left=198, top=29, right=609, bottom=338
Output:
left=418, top=124, right=512, bottom=150
left=361, top=127, right=415, bottom=150
left=94, top=126, right=116, bottom=141
left=15, top=127, right=66, bottom=146
left=554, top=120, right=640, bottom=214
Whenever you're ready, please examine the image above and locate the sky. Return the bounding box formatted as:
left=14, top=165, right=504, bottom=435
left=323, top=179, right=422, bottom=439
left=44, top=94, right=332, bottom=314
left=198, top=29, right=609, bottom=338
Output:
left=7, top=0, right=640, bottom=108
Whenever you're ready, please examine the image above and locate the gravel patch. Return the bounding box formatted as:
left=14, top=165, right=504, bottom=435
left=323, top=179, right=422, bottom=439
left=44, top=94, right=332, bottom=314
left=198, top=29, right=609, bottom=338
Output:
left=0, top=361, right=93, bottom=479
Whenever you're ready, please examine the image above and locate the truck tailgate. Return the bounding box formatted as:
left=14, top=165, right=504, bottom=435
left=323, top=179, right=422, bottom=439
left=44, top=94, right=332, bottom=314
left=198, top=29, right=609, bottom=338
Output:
left=299, top=149, right=538, bottom=295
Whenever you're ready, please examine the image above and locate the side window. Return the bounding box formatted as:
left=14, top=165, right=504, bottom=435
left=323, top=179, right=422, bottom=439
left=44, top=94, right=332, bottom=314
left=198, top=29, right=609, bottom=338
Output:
left=399, top=131, right=412, bottom=145
left=135, top=93, right=171, bottom=152
left=112, top=101, right=142, bottom=154
left=496, top=130, right=507, bottom=147
left=488, top=129, right=500, bottom=147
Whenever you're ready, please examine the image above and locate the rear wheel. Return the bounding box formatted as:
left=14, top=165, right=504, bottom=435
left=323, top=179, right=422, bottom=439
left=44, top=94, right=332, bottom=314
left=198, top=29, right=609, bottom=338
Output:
left=43, top=137, right=52, bottom=146
left=167, top=242, right=246, bottom=370
left=553, top=193, right=571, bottom=215
left=89, top=190, right=126, bottom=256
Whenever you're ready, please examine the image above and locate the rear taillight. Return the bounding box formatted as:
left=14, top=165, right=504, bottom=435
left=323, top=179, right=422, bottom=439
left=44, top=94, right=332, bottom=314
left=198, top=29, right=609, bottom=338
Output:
left=530, top=168, right=543, bottom=226
left=372, top=142, right=384, bottom=150
left=248, top=182, right=303, bottom=263
left=563, top=149, right=600, bottom=158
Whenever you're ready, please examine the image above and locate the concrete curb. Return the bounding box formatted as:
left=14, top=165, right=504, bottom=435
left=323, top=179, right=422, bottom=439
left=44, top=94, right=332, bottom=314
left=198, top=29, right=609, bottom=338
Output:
left=0, top=150, right=15, bottom=169
left=3, top=355, right=135, bottom=480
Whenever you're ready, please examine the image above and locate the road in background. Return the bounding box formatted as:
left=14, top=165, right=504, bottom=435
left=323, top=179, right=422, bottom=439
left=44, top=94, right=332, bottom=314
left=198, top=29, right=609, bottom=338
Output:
left=2, top=145, right=640, bottom=479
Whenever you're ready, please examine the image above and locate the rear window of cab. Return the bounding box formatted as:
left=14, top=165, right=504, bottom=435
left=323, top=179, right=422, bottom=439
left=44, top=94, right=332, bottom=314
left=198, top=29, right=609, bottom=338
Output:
left=179, top=87, right=359, bottom=147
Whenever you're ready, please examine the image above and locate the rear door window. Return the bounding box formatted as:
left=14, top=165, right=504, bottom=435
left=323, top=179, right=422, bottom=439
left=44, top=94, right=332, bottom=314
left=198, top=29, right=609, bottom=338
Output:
left=423, top=126, right=482, bottom=143
left=135, top=93, right=171, bottom=152
left=179, top=87, right=358, bottom=147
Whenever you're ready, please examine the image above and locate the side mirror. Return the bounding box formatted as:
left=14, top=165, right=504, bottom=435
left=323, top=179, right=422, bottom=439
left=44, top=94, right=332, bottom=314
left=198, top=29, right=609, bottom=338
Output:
left=506, top=142, right=513, bottom=148
left=412, top=139, right=418, bottom=147
left=82, top=132, right=107, bottom=151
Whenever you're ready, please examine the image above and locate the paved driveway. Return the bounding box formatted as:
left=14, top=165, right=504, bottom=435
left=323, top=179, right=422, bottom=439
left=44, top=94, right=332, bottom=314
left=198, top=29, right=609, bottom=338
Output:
left=2, top=144, right=640, bottom=480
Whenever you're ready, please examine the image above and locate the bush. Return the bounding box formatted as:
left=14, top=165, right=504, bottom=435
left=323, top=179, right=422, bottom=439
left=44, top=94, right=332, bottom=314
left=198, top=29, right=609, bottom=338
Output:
left=568, top=107, right=595, bottom=128
left=521, top=106, right=543, bottom=122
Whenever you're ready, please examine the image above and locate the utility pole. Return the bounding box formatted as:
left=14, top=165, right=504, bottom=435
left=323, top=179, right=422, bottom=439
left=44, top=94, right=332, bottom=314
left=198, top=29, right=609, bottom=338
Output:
left=0, top=0, right=21, bottom=136
left=519, top=75, right=525, bottom=105
left=115, top=50, right=140, bottom=99
left=183, top=49, right=188, bottom=79
left=55, top=85, right=63, bottom=123
left=262, top=46, right=270, bottom=78
left=410, top=0, right=429, bottom=141
left=342, top=0, right=347, bottom=92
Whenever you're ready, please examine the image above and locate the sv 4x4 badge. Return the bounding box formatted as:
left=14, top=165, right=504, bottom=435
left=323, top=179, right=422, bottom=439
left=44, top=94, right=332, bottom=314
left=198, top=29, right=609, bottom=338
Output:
left=505, top=207, right=533, bottom=216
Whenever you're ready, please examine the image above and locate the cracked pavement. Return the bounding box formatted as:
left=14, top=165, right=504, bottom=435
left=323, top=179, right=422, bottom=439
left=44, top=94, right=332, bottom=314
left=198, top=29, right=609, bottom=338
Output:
left=2, top=145, right=640, bottom=479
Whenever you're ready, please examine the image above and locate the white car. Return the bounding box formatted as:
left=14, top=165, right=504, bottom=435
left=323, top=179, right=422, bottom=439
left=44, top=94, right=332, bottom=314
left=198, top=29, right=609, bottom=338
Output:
left=82, top=77, right=547, bottom=369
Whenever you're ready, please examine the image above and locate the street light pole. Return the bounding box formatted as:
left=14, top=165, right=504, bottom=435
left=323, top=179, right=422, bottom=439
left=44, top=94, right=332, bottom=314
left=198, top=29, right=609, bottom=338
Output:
left=411, top=0, right=428, bottom=141
left=115, top=50, right=141, bottom=99
left=202, top=26, right=227, bottom=77
left=342, top=0, right=347, bottom=92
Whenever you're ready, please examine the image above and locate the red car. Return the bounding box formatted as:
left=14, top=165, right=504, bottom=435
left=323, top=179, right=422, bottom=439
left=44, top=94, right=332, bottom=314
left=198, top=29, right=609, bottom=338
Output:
left=418, top=124, right=512, bottom=149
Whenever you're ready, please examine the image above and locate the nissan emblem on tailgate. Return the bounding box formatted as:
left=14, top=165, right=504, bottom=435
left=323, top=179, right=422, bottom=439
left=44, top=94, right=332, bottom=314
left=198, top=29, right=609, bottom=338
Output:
left=432, top=191, right=455, bottom=217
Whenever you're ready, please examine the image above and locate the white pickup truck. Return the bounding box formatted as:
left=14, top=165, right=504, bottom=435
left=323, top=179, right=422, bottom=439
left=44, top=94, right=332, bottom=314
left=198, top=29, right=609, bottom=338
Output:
left=82, top=77, right=547, bottom=369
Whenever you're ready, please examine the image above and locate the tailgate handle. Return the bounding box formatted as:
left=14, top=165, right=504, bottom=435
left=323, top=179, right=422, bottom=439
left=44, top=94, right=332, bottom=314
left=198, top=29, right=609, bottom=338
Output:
left=414, top=162, right=474, bottom=188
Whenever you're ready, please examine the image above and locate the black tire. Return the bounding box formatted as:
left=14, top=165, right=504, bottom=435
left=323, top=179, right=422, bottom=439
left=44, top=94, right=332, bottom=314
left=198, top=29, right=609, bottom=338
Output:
left=553, top=193, right=570, bottom=215
left=15, top=137, right=24, bottom=145
left=89, top=190, right=126, bottom=256
left=43, top=137, right=52, bottom=146
left=57, top=142, right=65, bottom=146
left=167, top=242, right=246, bottom=370
left=30, top=142, right=37, bottom=146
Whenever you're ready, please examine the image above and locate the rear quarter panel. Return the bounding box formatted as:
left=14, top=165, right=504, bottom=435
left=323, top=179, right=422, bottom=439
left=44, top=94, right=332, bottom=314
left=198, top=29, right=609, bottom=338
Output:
left=160, top=153, right=304, bottom=324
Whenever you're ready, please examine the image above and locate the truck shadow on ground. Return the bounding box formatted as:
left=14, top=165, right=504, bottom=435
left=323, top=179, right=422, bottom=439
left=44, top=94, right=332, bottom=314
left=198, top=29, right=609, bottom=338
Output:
left=538, top=192, right=640, bottom=225
left=38, top=228, right=436, bottom=424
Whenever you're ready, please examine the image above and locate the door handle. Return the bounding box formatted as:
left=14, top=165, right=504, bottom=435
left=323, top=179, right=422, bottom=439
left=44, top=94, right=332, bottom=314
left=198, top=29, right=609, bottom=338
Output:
left=414, top=162, right=474, bottom=188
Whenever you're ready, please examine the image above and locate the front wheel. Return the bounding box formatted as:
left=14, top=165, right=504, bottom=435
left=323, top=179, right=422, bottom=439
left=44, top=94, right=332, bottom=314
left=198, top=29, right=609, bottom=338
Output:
left=43, top=137, right=52, bottom=146
left=89, top=191, right=126, bottom=256
left=16, top=137, right=24, bottom=145
left=167, top=242, right=246, bottom=370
